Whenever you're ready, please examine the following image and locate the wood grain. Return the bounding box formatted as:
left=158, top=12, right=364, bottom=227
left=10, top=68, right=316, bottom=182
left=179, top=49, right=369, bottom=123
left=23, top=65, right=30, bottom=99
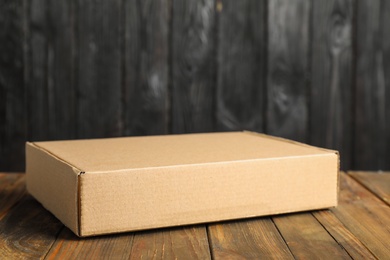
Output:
left=383, top=1, right=390, bottom=172
left=313, top=210, right=376, bottom=259
left=0, top=0, right=26, bottom=171
left=310, top=0, right=354, bottom=170
left=46, top=1, right=76, bottom=140
left=354, top=0, right=389, bottom=170
left=130, top=225, right=211, bottom=259
left=0, top=174, right=25, bottom=219
left=207, top=218, right=294, bottom=259
left=273, top=213, right=352, bottom=259
left=26, top=0, right=49, bottom=141
left=330, top=173, right=390, bottom=259
left=123, top=0, right=169, bottom=136
left=2, top=0, right=390, bottom=172
left=0, top=195, right=63, bottom=259
left=349, top=171, right=390, bottom=205
left=216, top=0, right=266, bottom=131
left=76, top=0, right=122, bottom=138
left=46, top=227, right=133, bottom=259
left=267, top=0, right=310, bottom=142
left=171, top=0, right=216, bottom=133
left=26, top=0, right=76, bottom=143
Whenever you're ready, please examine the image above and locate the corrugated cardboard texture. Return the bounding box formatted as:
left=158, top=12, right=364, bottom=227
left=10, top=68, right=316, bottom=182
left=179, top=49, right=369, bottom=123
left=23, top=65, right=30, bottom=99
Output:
left=26, top=143, right=80, bottom=235
left=33, top=132, right=332, bottom=171
left=26, top=132, right=339, bottom=237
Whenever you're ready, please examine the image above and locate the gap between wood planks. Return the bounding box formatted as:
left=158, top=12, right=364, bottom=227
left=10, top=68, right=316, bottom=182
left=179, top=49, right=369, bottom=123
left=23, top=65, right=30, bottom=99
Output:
left=348, top=171, right=390, bottom=206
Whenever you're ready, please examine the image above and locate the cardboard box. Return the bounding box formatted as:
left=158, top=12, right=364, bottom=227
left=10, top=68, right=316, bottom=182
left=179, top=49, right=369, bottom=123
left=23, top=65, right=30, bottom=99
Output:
left=26, top=131, right=339, bottom=237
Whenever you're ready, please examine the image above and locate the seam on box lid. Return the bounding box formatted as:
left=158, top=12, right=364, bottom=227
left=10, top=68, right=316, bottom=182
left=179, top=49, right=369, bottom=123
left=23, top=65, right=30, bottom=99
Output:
left=29, top=133, right=338, bottom=174
left=28, top=140, right=339, bottom=175
left=85, top=153, right=338, bottom=174
left=28, top=142, right=84, bottom=174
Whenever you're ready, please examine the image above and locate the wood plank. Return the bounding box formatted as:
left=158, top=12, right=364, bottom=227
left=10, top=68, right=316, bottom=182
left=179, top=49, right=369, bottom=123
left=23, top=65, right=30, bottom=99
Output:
left=216, top=0, right=266, bottom=131
left=171, top=0, right=216, bottom=133
left=267, top=0, right=310, bottom=142
left=273, top=213, right=351, bottom=259
left=383, top=1, right=390, bottom=171
left=354, top=0, right=389, bottom=170
left=130, top=225, right=211, bottom=259
left=349, top=171, right=390, bottom=205
left=330, top=173, right=390, bottom=258
left=45, top=227, right=133, bottom=259
left=26, top=0, right=49, bottom=142
left=0, top=195, right=63, bottom=259
left=0, top=0, right=26, bottom=171
left=77, top=0, right=122, bottom=138
left=46, top=1, right=76, bottom=140
left=21, top=0, right=77, bottom=177
left=207, top=218, right=294, bottom=259
left=26, top=0, right=76, bottom=143
left=310, top=0, right=354, bottom=170
left=0, top=174, right=25, bottom=219
left=123, top=0, right=169, bottom=136
left=313, top=210, right=376, bottom=259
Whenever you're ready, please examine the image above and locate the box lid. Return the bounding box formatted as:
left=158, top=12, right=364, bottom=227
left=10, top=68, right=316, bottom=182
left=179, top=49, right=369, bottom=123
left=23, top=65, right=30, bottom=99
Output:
left=33, top=131, right=333, bottom=173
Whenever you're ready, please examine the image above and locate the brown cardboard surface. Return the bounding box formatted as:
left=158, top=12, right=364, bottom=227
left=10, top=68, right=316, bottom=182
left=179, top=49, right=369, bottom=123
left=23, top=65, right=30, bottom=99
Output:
left=26, top=143, right=80, bottom=234
left=26, top=132, right=339, bottom=237
left=33, top=132, right=331, bottom=172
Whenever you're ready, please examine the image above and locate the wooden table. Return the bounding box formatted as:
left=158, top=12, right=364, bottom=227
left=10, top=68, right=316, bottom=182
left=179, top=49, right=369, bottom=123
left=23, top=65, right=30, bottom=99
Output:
left=0, top=172, right=389, bottom=259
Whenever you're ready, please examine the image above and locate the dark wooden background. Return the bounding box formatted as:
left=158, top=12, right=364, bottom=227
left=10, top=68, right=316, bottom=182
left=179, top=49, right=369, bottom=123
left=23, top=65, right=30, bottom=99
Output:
left=1, top=0, right=389, bottom=172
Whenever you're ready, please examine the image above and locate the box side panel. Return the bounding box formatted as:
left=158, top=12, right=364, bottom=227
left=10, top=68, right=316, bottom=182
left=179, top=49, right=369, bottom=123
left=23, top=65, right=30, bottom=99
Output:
left=26, top=143, right=80, bottom=235
left=79, top=153, right=338, bottom=236
left=243, top=131, right=339, bottom=154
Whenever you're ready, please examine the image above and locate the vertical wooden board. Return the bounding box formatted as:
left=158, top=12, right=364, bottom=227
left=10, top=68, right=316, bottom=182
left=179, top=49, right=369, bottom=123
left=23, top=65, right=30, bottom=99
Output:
left=216, top=0, right=266, bottom=131
left=171, top=0, right=216, bottom=133
left=207, top=218, right=294, bottom=259
left=77, top=0, right=122, bottom=139
left=123, top=0, right=169, bottom=136
left=46, top=1, right=76, bottom=140
left=273, top=213, right=352, bottom=259
left=130, top=226, right=211, bottom=259
left=0, top=196, right=63, bottom=259
left=26, top=0, right=49, bottom=142
left=26, top=0, right=76, bottom=144
left=310, top=0, right=353, bottom=170
left=381, top=1, right=390, bottom=171
left=0, top=78, right=3, bottom=169
left=46, top=228, right=134, bottom=259
left=267, top=0, right=310, bottom=142
left=0, top=0, right=26, bottom=171
left=354, top=0, right=387, bottom=170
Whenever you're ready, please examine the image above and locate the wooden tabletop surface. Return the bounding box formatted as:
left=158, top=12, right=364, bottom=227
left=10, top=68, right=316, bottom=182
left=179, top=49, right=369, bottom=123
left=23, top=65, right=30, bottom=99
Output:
left=0, top=171, right=389, bottom=259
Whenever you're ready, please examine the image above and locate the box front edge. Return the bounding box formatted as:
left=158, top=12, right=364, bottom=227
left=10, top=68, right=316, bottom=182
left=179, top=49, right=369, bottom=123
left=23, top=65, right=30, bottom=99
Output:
left=26, top=142, right=82, bottom=236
